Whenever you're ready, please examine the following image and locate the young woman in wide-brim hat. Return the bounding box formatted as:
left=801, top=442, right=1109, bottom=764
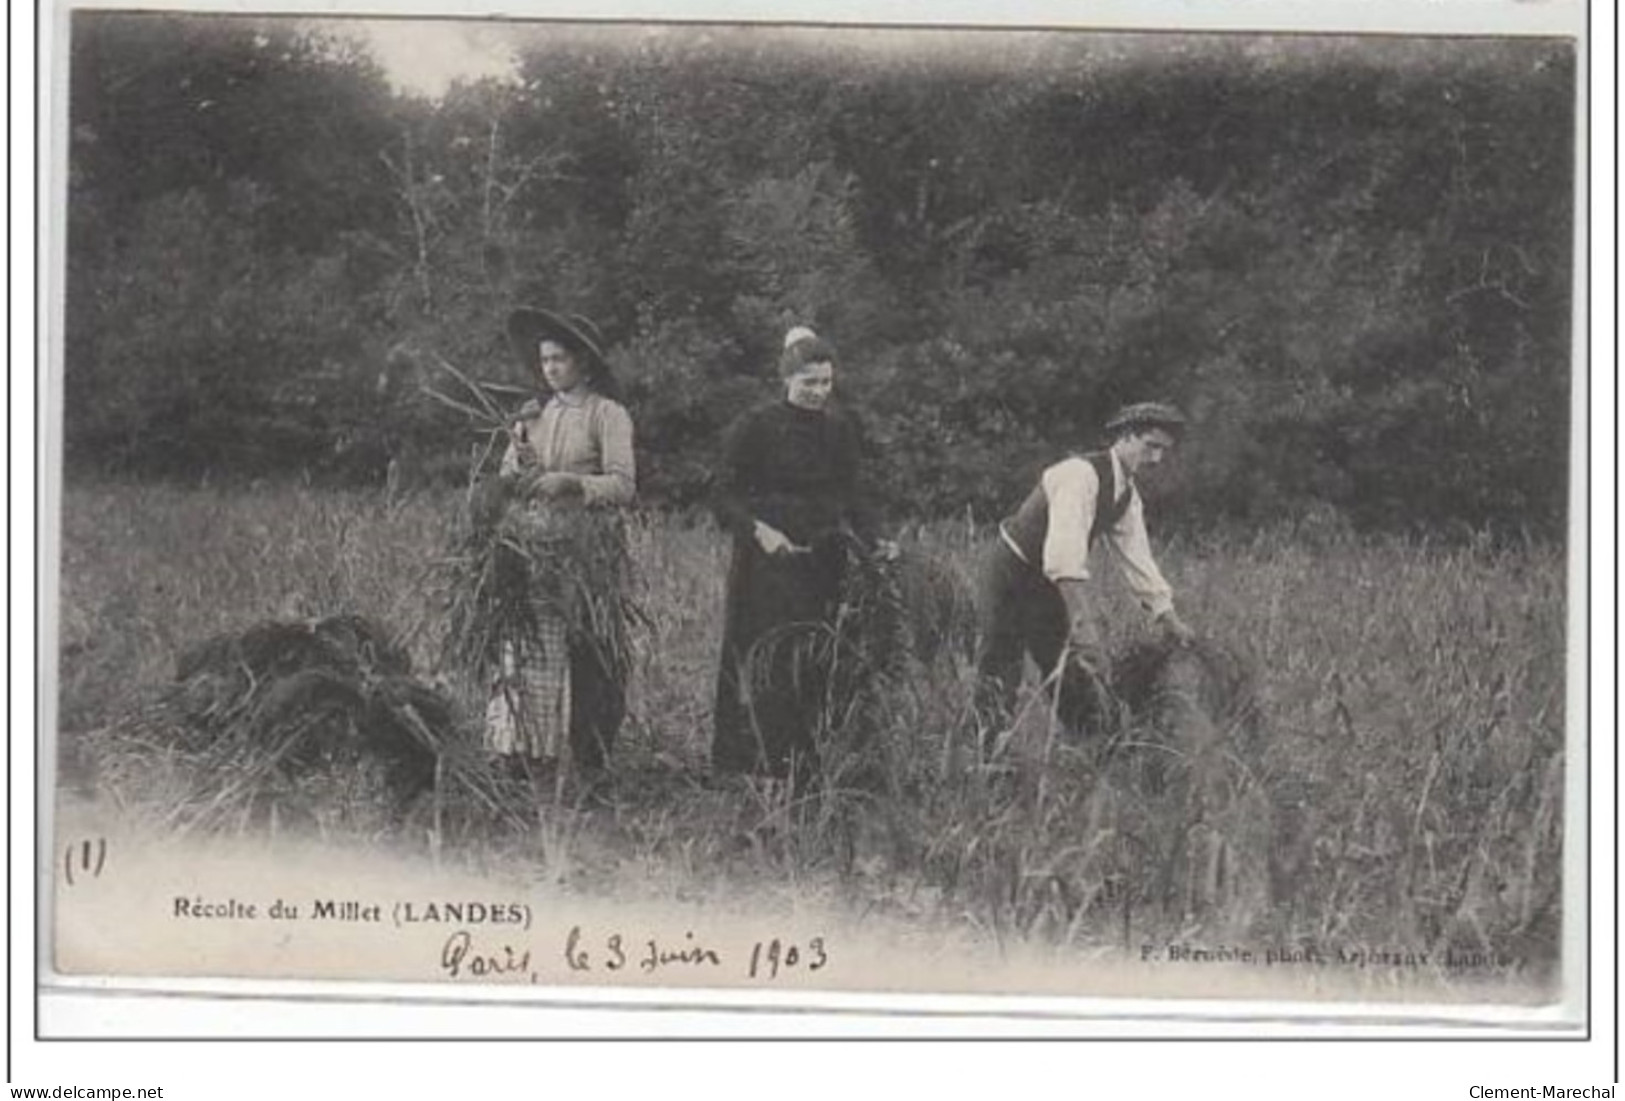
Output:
left=482, top=307, right=637, bottom=786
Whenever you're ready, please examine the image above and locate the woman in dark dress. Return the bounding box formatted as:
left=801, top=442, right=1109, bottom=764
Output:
left=711, top=328, right=878, bottom=789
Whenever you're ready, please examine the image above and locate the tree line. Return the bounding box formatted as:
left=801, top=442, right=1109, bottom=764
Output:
left=63, top=14, right=1576, bottom=539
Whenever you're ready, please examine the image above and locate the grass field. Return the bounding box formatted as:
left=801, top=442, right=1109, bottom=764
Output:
left=52, top=480, right=1569, bottom=998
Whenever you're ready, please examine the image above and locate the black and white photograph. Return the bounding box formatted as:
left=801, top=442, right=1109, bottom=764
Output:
left=38, top=0, right=1590, bottom=1037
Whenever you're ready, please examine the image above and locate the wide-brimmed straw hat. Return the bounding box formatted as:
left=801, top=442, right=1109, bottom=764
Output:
left=506, top=307, right=617, bottom=396
left=1104, top=401, right=1189, bottom=438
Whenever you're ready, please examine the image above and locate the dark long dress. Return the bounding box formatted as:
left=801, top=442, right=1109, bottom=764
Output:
left=711, top=399, right=874, bottom=783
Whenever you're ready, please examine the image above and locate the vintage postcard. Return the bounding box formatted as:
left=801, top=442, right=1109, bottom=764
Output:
left=38, top=0, right=1591, bottom=1034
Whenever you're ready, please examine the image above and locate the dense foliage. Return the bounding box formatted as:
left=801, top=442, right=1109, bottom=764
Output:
left=63, top=15, right=1575, bottom=538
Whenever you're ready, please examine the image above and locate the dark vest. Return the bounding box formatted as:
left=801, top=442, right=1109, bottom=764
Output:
left=1000, top=452, right=1133, bottom=567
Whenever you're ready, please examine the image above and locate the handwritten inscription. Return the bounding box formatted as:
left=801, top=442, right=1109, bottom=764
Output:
left=440, top=929, right=532, bottom=979
left=564, top=926, right=724, bottom=974
left=747, top=936, right=828, bottom=980
left=431, top=926, right=831, bottom=983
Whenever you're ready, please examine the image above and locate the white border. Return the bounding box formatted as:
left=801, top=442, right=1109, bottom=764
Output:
left=13, top=0, right=1615, bottom=1092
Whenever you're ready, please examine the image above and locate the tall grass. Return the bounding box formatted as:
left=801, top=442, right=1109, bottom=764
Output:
left=55, top=480, right=1567, bottom=991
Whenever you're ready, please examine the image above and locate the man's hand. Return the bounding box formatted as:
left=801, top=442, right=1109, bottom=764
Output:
left=1158, top=609, right=1197, bottom=647
left=1056, top=579, right=1106, bottom=671
left=754, top=521, right=809, bottom=557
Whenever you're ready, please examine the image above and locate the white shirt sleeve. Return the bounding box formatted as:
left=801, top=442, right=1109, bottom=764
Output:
left=1104, top=489, right=1176, bottom=619
left=1040, top=458, right=1098, bottom=582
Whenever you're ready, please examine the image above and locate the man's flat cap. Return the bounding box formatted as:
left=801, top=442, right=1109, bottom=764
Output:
left=1104, top=401, right=1189, bottom=436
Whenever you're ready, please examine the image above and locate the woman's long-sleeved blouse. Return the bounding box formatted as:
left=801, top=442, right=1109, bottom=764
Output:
left=712, top=399, right=874, bottom=549
left=500, top=390, right=635, bottom=506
